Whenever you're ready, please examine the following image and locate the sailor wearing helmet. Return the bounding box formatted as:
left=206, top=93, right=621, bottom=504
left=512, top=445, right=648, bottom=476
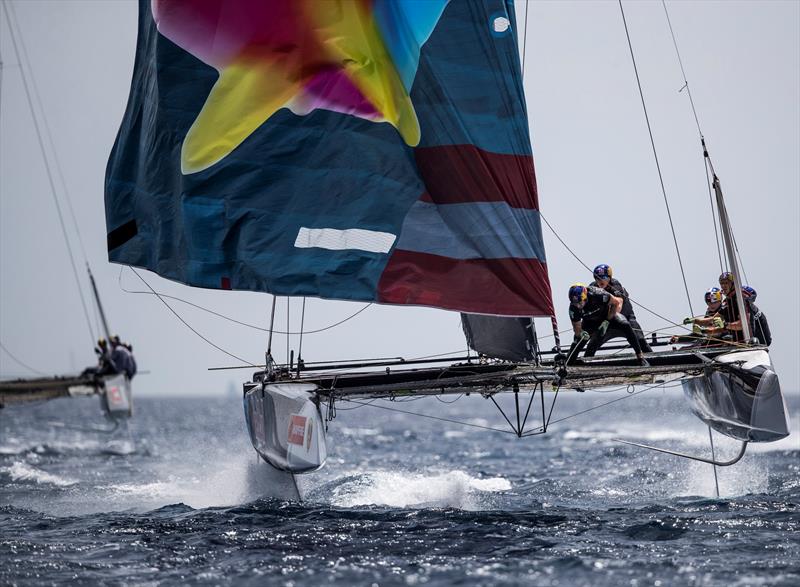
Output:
left=589, top=264, right=652, bottom=353
left=742, top=285, right=771, bottom=346
left=673, top=287, right=725, bottom=345
left=716, top=272, right=752, bottom=343
left=566, top=283, right=650, bottom=366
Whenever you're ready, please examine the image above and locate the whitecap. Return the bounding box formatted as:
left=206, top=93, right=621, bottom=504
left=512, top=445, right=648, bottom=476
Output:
left=3, top=461, right=77, bottom=487
left=326, top=469, right=510, bottom=510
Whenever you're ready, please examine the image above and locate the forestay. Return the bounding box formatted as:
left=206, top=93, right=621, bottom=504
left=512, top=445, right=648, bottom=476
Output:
left=105, top=0, right=554, bottom=316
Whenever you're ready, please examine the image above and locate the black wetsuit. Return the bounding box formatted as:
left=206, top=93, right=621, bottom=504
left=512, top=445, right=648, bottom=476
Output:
left=720, top=294, right=749, bottom=343
left=748, top=301, right=772, bottom=346
left=721, top=297, right=771, bottom=345
left=567, top=286, right=643, bottom=364
left=111, top=345, right=137, bottom=379
left=590, top=277, right=652, bottom=352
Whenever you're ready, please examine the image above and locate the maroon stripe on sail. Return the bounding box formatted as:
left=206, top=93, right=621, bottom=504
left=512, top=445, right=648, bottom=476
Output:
left=377, top=250, right=555, bottom=316
left=414, top=145, right=540, bottom=209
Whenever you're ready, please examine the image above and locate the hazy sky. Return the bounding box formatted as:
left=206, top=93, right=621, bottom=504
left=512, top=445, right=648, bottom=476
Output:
left=1, top=0, right=798, bottom=397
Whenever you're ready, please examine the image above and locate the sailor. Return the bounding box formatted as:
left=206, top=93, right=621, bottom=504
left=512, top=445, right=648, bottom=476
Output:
left=742, top=286, right=772, bottom=346
left=567, top=283, right=649, bottom=366
left=110, top=336, right=137, bottom=379
left=673, top=287, right=724, bottom=344
left=81, top=338, right=119, bottom=378
left=590, top=264, right=652, bottom=353
left=716, top=272, right=751, bottom=343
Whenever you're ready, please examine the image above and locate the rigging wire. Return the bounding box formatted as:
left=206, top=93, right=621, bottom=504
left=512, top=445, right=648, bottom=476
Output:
left=539, top=212, right=592, bottom=273
left=298, top=297, right=307, bottom=365
left=618, top=0, right=694, bottom=317
left=285, top=297, right=290, bottom=364
left=660, top=1, right=702, bottom=137
left=730, top=229, right=751, bottom=286
left=118, top=266, right=373, bottom=335
left=7, top=1, right=92, bottom=268
left=1, top=1, right=95, bottom=346
left=338, top=397, right=516, bottom=435
left=662, top=1, right=751, bottom=287
left=545, top=380, right=683, bottom=426
left=338, top=380, right=681, bottom=436
left=129, top=267, right=257, bottom=366
left=521, top=0, right=530, bottom=77
left=0, top=341, right=47, bottom=376
left=702, top=161, right=725, bottom=273
left=662, top=1, right=725, bottom=273
left=541, top=211, right=688, bottom=329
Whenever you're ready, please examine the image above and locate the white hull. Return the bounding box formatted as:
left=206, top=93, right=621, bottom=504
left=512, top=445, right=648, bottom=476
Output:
left=682, top=349, right=790, bottom=442
left=243, top=382, right=327, bottom=474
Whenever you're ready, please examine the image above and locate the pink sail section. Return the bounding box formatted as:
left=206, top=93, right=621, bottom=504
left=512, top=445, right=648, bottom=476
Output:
left=378, top=145, right=554, bottom=317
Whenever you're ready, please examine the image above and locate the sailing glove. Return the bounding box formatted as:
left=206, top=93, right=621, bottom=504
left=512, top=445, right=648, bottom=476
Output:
left=597, top=320, right=610, bottom=337
left=712, top=316, right=725, bottom=329
left=682, top=317, right=695, bottom=325
left=692, top=323, right=704, bottom=335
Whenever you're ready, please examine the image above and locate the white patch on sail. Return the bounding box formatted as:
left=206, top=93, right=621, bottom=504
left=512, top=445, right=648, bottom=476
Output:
left=294, top=227, right=396, bottom=254
left=492, top=16, right=510, bottom=33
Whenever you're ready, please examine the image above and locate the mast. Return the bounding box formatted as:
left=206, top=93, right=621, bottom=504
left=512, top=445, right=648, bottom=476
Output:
left=712, top=176, right=751, bottom=341
left=87, top=265, right=112, bottom=341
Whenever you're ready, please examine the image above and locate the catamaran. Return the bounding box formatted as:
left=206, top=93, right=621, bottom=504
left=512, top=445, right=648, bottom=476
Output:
left=104, top=0, right=789, bottom=489
left=0, top=1, right=133, bottom=424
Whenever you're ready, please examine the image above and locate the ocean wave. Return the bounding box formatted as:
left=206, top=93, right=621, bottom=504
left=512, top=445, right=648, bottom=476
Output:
left=2, top=461, right=77, bottom=487
left=316, top=470, right=511, bottom=510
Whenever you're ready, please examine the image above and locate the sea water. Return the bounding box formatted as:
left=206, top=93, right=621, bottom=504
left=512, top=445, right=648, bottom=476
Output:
left=1, top=389, right=798, bottom=586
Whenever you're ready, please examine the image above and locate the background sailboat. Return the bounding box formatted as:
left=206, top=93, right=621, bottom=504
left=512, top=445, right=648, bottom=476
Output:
left=0, top=1, right=133, bottom=422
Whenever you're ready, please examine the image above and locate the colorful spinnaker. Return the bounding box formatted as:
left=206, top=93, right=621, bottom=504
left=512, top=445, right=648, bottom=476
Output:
left=105, top=0, right=554, bottom=316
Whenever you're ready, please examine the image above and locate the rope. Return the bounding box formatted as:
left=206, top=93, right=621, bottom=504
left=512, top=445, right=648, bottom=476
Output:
left=337, top=380, right=684, bottom=437
left=285, top=297, right=290, bottom=364
left=118, top=266, right=372, bottom=335
left=2, top=1, right=95, bottom=346
left=541, top=211, right=683, bottom=329
left=546, top=380, right=683, bottom=426
left=661, top=1, right=703, bottom=137
left=662, top=1, right=725, bottom=273
left=521, top=0, right=530, bottom=78
left=298, top=297, right=307, bottom=365
left=618, top=0, right=694, bottom=317
left=540, top=213, right=592, bottom=273
left=0, top=341, right=47, bottom=376
left=703, top=159, right=725, bottom=273
left=7, top=2, right=91, bottom=268
left=129, top=267, right=257, bottom=366
left=338, top=398, right=516, bottom=435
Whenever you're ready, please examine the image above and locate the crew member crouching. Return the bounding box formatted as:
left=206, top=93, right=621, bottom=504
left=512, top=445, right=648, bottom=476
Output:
left=567, top=283, right=650, bottom=367
left=590, top=264, right=652, bottom=353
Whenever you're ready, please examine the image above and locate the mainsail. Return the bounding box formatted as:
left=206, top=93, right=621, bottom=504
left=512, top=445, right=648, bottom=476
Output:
left=105, top=0, right=554, bottom=317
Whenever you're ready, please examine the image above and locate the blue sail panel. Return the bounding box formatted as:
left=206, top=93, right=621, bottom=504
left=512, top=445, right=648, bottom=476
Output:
left=105, top=0, right=554, bottom=316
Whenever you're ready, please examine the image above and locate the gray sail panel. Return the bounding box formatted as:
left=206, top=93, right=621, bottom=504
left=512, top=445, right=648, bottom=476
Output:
left=461, top=314, right=535, bottom=362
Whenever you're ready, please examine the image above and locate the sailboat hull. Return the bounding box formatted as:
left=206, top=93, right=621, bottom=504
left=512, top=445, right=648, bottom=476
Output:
left=243, top=382, right=327, bottom=474
left=101, top=374, right=133, bottom=419
left=682, top=349, right=790, bottom=442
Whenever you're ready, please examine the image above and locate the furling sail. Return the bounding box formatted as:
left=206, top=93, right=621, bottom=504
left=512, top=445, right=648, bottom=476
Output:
left=105, top=0, right=554, bottom=317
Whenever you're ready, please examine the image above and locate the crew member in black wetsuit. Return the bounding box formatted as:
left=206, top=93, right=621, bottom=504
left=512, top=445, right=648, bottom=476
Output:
left=566, top=283, right=649, bottom=366
left=110, top=335, right=137, bottom=379
left=742, top=285, right=772, bottom=346
left=716, top=272, right=751, bottom=343
left=590, top=264, right=652, bottom=353
left=672, top=287, right=724, bottom=345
